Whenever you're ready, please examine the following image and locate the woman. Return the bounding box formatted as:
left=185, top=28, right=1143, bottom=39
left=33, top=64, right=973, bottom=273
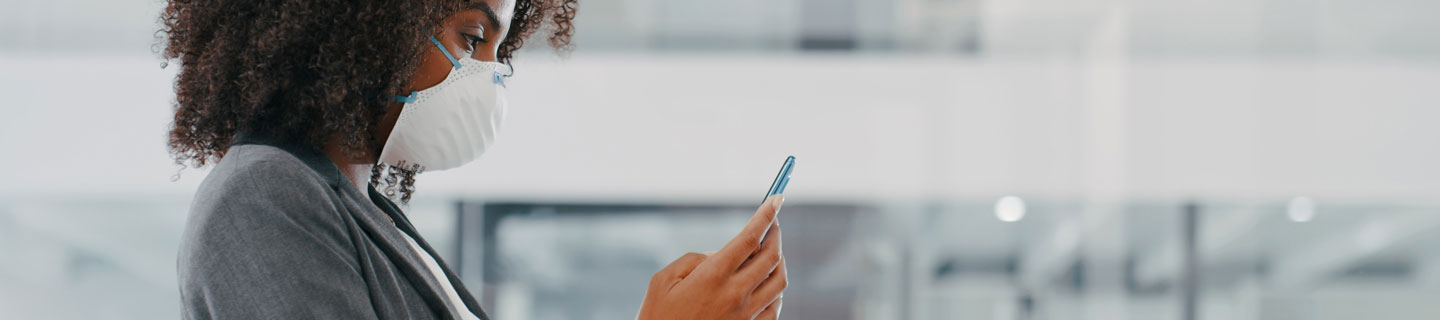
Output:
left=162, top=0, right=787, bottom=319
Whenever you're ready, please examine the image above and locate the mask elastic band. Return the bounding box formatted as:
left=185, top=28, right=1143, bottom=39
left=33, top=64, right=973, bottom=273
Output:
left=391, top=91, right=418, bottom=103
left=430, top=35, right=461, bottom=69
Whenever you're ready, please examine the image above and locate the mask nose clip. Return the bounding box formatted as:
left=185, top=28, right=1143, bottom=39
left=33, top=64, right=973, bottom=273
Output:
left=493, top=63, right=513, bottom=88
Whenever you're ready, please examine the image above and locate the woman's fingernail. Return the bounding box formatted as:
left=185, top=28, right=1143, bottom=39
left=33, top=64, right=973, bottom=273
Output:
left=774, top=195, right=785, bottom=212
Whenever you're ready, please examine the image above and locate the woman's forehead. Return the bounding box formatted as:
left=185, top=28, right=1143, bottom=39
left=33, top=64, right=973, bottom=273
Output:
left=460, top=0, right=516, bottom=28
left=468, top=0, right=517, bottom=20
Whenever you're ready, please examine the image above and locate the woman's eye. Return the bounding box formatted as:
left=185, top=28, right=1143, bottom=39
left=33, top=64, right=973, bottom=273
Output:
left=462, top=34, right=486, bottom=50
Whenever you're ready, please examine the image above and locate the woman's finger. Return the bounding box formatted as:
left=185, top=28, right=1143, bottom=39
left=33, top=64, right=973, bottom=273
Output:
left=745, top=257, right=787, bottom=314
left=737, top=222, right=782, bottom=287
left=700, top=195, right=783, bottom=274
left=751, top=294, right=783, bottom=320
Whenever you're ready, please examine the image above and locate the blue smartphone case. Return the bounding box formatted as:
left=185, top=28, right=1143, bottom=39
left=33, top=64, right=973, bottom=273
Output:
left=764, top=156, right=796, bottom=202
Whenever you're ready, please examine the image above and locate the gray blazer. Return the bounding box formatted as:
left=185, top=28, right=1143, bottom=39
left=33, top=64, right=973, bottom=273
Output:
left=177, top=133, right=489, bottom=319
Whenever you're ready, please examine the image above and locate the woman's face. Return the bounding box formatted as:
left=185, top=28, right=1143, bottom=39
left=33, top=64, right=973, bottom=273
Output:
left=408, top=0, right=517, bottom=91
left=371, top=0, right=515, bottom=156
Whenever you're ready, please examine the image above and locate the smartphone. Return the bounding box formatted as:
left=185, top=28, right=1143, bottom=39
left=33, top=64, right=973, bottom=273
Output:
left=762, top=156, right=796, bottom=204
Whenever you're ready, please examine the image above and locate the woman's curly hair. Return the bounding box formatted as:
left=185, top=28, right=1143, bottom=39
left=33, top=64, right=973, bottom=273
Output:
left=160, top=0, right=576, bottom=201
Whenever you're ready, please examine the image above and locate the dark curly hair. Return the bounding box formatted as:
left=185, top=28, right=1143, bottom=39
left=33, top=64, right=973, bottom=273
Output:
left=160, top=0, right=576, bottom=201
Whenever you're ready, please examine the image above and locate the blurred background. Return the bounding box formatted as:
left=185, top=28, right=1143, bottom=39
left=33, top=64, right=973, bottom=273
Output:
left=3, top=0, right=1440, bottom=319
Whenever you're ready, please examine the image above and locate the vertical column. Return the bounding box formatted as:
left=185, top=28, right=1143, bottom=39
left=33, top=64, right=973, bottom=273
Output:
left=1182, top=202, right=1200, bottom=320
left=454, top=201, right=487, bottom=302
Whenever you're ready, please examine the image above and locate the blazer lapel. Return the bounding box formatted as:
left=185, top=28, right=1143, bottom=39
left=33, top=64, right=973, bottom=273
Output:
left=370, top=188, right=490, bottom=320
left=343, top=185, right=460, bottom=320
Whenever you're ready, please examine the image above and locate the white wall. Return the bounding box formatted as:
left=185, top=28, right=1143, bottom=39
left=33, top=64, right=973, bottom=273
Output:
left=2, top=54, right=1437, bottom=203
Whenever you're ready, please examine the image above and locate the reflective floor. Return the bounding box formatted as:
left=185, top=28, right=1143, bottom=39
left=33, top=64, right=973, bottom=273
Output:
left=6, top=197, right=1440, bottom=319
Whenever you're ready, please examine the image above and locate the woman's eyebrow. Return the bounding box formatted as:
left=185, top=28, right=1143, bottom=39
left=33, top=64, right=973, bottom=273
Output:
left=467, top=2, right=503, bottom=31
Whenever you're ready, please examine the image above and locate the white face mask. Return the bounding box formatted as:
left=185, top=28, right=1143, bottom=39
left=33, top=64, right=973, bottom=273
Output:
left=378, top=35, right=512, bottom=173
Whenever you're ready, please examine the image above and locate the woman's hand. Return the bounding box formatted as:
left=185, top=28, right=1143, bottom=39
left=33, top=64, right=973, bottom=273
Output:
left=638, top=195, right=788, bottom=320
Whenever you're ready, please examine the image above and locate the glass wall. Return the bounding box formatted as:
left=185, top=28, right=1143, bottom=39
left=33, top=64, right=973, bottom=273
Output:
left=4, top=0, right=1440, bottom=319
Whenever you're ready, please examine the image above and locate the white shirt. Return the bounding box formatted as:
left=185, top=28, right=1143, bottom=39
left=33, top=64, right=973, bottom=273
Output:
left=399, top=230, right=482, bottom=320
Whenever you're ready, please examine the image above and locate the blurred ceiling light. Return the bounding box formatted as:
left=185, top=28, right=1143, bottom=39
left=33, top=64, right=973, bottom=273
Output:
left=995, top=196, right=1026, bottom=222
left=1287, top=196, right=1316, bottom=222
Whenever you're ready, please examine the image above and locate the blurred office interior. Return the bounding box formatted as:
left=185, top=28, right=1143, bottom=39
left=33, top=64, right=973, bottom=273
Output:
left=3, top=0, right=1440, bottom=319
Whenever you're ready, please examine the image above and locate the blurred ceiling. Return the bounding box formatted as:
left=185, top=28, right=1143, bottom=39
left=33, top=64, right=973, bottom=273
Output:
left=5, top=0, right=1440, bottom=58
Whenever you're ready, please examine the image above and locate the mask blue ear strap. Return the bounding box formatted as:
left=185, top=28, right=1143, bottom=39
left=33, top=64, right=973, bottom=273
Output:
left=390, top=91, right=418, bottom=103
left=430, top=35, right=461, bottom=69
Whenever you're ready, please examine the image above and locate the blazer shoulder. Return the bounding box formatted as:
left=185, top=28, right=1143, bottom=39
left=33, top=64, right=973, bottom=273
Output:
left=179, top=143, right=358, bottom=268
left=177, top=144, right=378, bottom=319
left=183, top=144, right=351, bottom=245
left=195, top=144, right=345, bottom=210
